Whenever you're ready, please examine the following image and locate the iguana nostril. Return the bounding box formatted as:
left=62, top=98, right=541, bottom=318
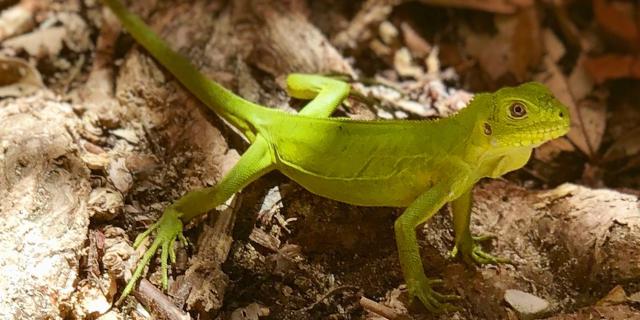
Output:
left=559, top=112, right=564, bottom=118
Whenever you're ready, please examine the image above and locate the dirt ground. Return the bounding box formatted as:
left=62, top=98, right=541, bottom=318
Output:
left=1, top=0, right=640, bottom=319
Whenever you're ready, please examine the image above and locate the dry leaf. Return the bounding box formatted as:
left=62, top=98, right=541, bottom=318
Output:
left=418, top=0, right=532, bottom=14
left=603, top=127, right=640, bottom=162
left=575, top=98, right=607, bottom=155
left=508, top=6, right=542, bottom=81
left=3, top=27, right=66, bottom=58
left=534, top=137, right=575, bottom=162
left=593, top=0, right=639, bottom=50
left=379, top=21, right=399, bottom=45
left=596, top=285, right=628, bottom=306
left=584, top=54, right=640, bottom=84
left=400, top=22, right=431, bottom=58
left=543, top=28, right=566, bottom=63
left=393, top=47, right=424, bottom=78
left=463, top=29, right=510, bottom=81
left=463, top=6, right=542, bottom=82
left=0, top=55, right=43, bottom=97
left=568, top=55, right=594, bottom=101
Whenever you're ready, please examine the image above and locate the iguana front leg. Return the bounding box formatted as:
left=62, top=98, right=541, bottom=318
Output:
left=395, top=177, right=467, bottom=312
left=450, top=187, right=509, bottom=265
left=117, top=135, right=274, bottom=304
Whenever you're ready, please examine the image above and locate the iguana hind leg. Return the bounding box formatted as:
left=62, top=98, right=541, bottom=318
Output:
left=450, top=187, right=510, bottom=265
left=286, top=73, right=350, bottom=117
left=117, top=135, right=274, bottom=304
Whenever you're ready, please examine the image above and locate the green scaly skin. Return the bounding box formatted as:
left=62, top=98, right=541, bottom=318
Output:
left=103, top=0, right=571, bottom=311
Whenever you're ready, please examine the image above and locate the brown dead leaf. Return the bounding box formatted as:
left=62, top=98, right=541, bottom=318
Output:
left=400, top=22, right=431, bottom=58
left=0, top=55, right=43, bottom=97
left=463, top=6, right=542, bottom=82
left=583, top=54, right=640, bottom=84
left=464, top=29, right=510, bottom=81
left=596, top=285, right=628, bottom=306
left=508, top=6, right=542, bottom=81
left=534, top=138, right=575, bottom=162
left=593, top=0, right=639, bottom=50
left=418, top=0, right=533, bottom=14
left=543, top=28, right=566, bottom=63
left=603, top=127, right=640, bottom=162
left=568, top=55, right=594, bottom=101
left=573, top=99, right=606, bottom=156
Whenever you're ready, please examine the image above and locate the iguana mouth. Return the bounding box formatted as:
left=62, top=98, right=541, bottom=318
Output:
left=515, top=121, right=570, bottom=147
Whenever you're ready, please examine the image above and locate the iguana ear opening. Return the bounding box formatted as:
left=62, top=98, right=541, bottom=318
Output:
left=483, top=123, right=492, bottom=135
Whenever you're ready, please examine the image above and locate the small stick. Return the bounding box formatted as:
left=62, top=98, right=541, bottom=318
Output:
left=359, top=296, right=407, bottom=320
left=299, top=285, right=360, bottom=312
left=133, top=279, right=191, bottom=320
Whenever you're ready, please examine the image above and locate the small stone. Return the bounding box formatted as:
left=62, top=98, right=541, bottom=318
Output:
left=504, top=289, right=550, bottom=319
left=379, top=21, right=399, bottom=45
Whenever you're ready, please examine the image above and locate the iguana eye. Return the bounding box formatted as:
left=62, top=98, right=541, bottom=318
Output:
left=509, top=102, right=527, bottom=118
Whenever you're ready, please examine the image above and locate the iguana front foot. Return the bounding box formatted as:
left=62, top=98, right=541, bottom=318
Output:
left=407, top=276, right=461, bottom=313
left=116, top=207, right=187, bottom=304
left=450, top=234, right=510, bottom=266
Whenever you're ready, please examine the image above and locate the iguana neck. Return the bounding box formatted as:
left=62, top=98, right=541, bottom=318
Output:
left=447, top=93, right=534, bottom=178
left=447, top=92, right=491, bottom=126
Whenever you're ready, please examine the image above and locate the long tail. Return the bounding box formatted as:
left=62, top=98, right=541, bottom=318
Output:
left=103, top=0, right=266, bottom=141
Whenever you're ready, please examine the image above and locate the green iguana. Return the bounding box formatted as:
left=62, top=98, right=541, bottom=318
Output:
left=103, top=0, right=570, bottom=312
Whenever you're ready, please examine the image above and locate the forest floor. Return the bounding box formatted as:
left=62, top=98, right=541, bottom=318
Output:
left=1, top=0, right=640, bottom=319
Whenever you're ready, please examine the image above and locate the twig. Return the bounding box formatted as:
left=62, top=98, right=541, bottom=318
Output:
left=299, top=285, right=360, bottom=312
left=359, top=296, right=409, bottom=320
left=133, top=279, right=191, bottom=320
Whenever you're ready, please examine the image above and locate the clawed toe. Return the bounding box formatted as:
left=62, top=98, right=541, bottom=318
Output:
left=453, top=234, right=511, bottom=266
left=410, top=278, right=462, bottom=313
left=472, top=246, right=511, bottom=265
left=116, top=208, right=185, bottom=305
left=472, top=233, right=497, bottom=242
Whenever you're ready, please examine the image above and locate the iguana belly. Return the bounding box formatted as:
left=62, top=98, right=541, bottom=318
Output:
left=278, top=162, right=433, bottom=207
left=260, top=116, right=461, bottom=207
left=271, top=132, right=442, bottom=206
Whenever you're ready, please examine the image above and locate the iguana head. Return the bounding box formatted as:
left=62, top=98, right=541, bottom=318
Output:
left=482, top=82, right=570, bottom=148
